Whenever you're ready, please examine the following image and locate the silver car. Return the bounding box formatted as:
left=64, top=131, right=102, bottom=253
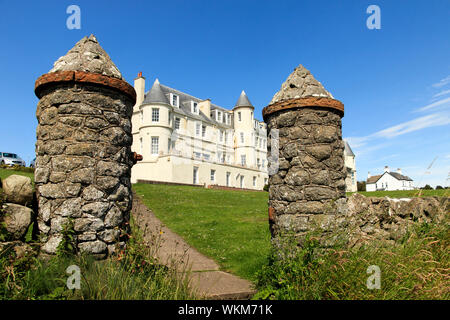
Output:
left=0, top=152, right=26, bottom=166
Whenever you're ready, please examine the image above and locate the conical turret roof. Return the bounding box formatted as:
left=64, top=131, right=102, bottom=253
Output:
left=234, top=90, right=254, bottom=109
left=344, top=140, right=355, bottom=157
left=269, top=65, right=333, bottom=105
left=49, top=34, right=123, bottom=79
left=143, top=79, right=169, bottom=105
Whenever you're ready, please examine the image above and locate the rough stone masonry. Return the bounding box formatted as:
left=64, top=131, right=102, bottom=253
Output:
left=263, top=65, right=346, bottom=247
left=34, top=35, right=137, bottom=258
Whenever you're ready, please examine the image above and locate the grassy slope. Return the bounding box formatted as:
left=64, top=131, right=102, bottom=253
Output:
left=133, top=183, right=271, bottom=281
left=0, top=168, right=34, bottom=182
left=347, top=189, right=449, bottom=198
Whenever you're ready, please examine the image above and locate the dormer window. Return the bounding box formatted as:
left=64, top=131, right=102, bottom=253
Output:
left=170, top=93, right=179, bottom=107
left=191, top=101, right=199, bottom=114
left=217, top=111, right=223, bottom=122
left=225, top=114, right=231, bottom=125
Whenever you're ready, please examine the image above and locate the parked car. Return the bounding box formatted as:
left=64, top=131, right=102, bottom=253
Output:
left=0, top=152, right=26, bottom=166
left=30, top=158, right=36, bottom=168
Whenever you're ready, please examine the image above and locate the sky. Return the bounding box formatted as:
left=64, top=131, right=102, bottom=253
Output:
left=0, top=0, right=449, bottom=187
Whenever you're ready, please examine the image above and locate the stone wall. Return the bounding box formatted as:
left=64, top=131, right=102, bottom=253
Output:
left=266, top=107, right=347, bottom=241
left=263, top=65, right=347, bottom=247
left=294, top=193, right=449, bottom=247
left=0, top=175, right=37, bottom=259
left=34, top=35, right=136, bottom=258
left=262, top=64, right=449, bottom=252
left=35, top=84, right=134, bottom=257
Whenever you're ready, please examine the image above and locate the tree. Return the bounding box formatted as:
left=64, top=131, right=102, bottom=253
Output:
left=435, top=185, right=443, bottom=190
left=357, top=181, right=366, bottom=192
left=421, top=184, right=433, bottom=190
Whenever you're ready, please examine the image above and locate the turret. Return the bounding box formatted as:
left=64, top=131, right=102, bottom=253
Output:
left=136, top=78, right=173, bottom=161
left=233, top=90, right=255, bottom=167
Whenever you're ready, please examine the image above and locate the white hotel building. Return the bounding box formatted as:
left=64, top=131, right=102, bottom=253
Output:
left=130, top=73, right=269, bottom=190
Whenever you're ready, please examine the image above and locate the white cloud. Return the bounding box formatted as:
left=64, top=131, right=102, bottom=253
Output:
left=416, top=96, right=450, bottom=112
left=432, top=75, right=450, bottom=88
left=373, top=113, right=450, bottom=138
left=344, top=137, right=369, bottom=149
left=345, top=112, right=450, bottom=160
left=432, top=89, right=450, bottom=99
left=352, top=142, right=393, bottom=158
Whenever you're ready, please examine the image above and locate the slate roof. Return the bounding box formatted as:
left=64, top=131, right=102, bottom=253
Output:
left=234, top=90, right=254, bottom=109
left=141, top=81, right=235, bottom=128
left=143, top=79, right=169, bottom=105
left=344, top=141, right=355, bottom=157
left=367, top=175, right=382, bottom=184
left=367, top=172, right=413, bottom=184
left=388, top=172, right=413, bottom=181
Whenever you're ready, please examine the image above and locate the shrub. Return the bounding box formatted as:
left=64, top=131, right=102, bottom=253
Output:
left=263, top=184, right=269, bottom=192
left=357, top=181, right=366, bottom=192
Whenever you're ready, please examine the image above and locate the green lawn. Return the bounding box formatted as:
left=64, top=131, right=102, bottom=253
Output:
left=0, top=167, right=34, bottom=182
left=347, top=189, right=449, bottom=198
left=133, top=183, right=271, bottom=281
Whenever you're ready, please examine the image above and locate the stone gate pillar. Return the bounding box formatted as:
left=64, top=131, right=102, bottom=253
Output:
left=34, top=35, right=136, bottom=258
left=262, top=65, right=346, bottom=247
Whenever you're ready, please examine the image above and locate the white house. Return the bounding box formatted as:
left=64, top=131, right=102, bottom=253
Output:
left=366, top=166, right=414, bottom=191
left=344, top=140, right=357, bottom=192
left=130, top=73, right=268, bottom=190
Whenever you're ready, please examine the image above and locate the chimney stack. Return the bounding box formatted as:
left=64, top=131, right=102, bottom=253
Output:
left=397, top=168, right=402, bottom=174
left=134, top=71, right=146, bottom=111
left=384, top=166, right=390, bottom=173
left=368, top=172, right=371, bottom=179
left=199, top=99, right=211, bottom=119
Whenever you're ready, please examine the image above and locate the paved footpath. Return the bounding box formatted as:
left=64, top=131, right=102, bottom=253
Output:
left=131, top=192, right=256, bottom=299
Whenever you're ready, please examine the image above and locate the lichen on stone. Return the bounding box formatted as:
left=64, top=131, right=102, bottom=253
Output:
left=270, top=64, right=334, bottom=105
left=49, top=34, right=123, bottom=80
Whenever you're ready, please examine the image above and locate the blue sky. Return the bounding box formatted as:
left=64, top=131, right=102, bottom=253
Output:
left=0, top=0, right=449, bottom=187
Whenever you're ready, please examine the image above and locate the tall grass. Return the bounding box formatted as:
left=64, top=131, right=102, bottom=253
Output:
left=0, top=216, right=196, bottom=300
left=254, top=220, right=449, bottom=300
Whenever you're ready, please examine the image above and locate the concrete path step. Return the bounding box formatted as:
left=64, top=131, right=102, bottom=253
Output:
left=131, top=191, right=256, bottom=299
